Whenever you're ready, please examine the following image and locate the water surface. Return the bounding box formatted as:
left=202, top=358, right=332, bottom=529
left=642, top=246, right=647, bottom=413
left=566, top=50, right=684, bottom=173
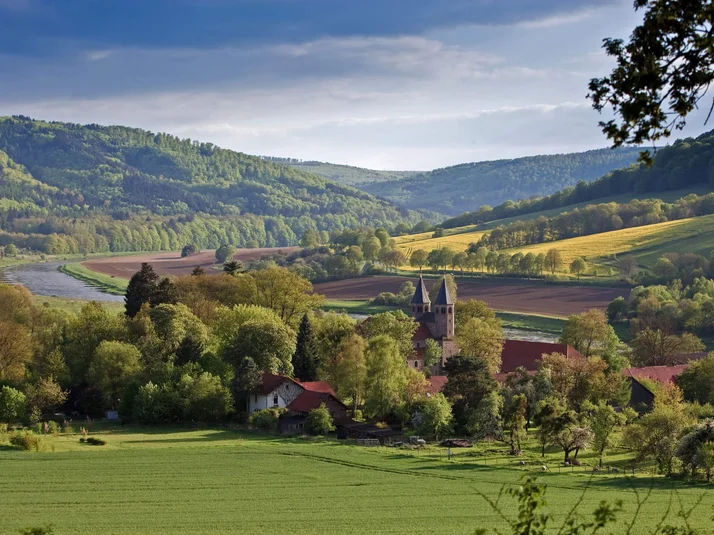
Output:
left=2, top=261, right=123, bottom=302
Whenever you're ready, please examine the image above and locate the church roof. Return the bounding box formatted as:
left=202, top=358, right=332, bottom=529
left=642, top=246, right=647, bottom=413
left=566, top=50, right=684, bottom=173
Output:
left=434, top=278, right=453, bottom=305
left=411, top=275, right=431, bottom=305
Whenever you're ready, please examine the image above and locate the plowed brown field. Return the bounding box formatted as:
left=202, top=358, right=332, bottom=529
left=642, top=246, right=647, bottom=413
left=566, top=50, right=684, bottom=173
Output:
left=313, top=276, right=628, bottom=317
left=83, top=248, right=298, bottom=279
left=83, top=251, right=628, bottom=317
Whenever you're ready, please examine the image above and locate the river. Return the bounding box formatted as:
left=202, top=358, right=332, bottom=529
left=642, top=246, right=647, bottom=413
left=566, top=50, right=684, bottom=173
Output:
left=1, top=261, right=123, bottom=302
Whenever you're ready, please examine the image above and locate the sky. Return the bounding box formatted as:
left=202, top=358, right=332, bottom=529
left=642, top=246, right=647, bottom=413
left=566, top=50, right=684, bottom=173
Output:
left=0, top=0, right=711, bottom=170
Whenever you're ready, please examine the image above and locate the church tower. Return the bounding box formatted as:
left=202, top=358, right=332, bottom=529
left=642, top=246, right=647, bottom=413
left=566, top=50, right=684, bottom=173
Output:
left=411, top=275, right=430, bottom=320
left=433, top=277, right=454, bottom=339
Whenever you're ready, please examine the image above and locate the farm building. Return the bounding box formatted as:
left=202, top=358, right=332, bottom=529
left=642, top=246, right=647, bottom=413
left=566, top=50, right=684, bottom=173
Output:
left=622, top=365, right=690, bottom=412
left=250, top=374, right=347, bottom=429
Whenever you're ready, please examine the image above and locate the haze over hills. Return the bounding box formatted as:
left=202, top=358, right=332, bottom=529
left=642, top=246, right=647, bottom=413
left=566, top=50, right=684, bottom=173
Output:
left=360, top=148, right=643, bottom=216
left=0, top=117, right=427, bottom=254
left=261, top=157, right=417, bottom=186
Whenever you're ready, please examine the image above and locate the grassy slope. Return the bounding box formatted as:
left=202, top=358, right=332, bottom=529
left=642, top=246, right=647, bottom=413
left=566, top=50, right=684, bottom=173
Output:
left=1, top=426, right=710, bottom=535
left=392, top=186, right=714, bottom=275
left=502, top=214, right=714, bottom=270
left=59, top=261, right=129, bottom=295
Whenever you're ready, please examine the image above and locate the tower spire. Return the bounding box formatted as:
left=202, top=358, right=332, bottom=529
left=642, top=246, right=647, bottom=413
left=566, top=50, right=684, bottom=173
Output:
left=411, top=275, right=430, bottom=305
left=434, top=277, right=453, bottom=305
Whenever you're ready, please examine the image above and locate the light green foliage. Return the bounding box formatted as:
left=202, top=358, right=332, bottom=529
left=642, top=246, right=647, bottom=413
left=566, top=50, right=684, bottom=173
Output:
left=24, top=377, right=67, bottom=423
left=456, top=317, right=504, bottom=374
left=361, top=310, right=417, bottom=359
left=676, top=353, right=714, bottom=405
left=0, top=386, right=26, bottom=423
left=225, top=319, right=296, bottom=374
left=467, top=390, right=503, bottom=440
left=304, top=403, right=335, bottom=436
left=417, top=393, right=453, bottom=440
left=211, top=304, right=283, bottom=354
left=589, top=402, right=626, bottom=466
left=88, top=341, right=142, bottom=410
left=559, top=309, right=620, bottom=359
left=249, top=408, right=286, bottom=432
left=320, top=333, right=366, bottom=409
left=4, top=243, right=17, bottom=256
left=423, top=339, right=443, bottom=367
left=364, top=335, right=408, bottom=419
left=149, top=303, right=208, bottom=356
left=177, top=373, right=233, bottom=423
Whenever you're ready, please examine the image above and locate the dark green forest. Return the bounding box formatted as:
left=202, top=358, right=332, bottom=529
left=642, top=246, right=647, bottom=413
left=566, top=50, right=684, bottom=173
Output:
left=361, top=147, right=642, bottom=215
left=0, top=117, right=425, bottom=254
left=445, top=131, right=714, bottom=229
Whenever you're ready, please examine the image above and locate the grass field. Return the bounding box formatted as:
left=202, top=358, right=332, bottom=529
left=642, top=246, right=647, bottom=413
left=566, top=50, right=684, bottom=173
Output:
left=1, top=426, right=712, bottom=535
left=60, top=261, right=129, bottom=295
left=31, top=294, right=124, bottom=315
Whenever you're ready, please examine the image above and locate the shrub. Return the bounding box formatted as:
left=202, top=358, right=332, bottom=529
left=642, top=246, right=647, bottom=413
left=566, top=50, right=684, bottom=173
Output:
left=86, top=437, right=106, bottom=446
left=10, top=431, right=42, bottom=451
left=249, top=408, right=285, bottom=432
left=47, top=421, right=60, bottom=435
left=304, top=404, right=335, bottom=436
left=0, top=385, right=27, bottom=423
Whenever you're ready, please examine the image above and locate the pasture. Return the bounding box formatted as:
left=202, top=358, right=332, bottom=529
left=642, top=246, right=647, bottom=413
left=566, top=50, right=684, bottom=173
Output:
left=2, top=427, right=713, bottom=535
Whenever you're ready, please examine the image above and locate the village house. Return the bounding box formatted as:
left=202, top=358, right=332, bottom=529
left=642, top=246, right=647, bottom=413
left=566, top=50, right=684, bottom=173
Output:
left=250, top=373, right=347, bottom=433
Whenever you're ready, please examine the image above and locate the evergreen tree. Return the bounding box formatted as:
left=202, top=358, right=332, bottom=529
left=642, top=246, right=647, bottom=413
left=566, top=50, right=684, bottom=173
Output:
left=223, top=260, right=244, bottom=275
left=124, top=263, right=159, bottom=318
left=191, top=265, right=205, bottom=277
left=175, top=336, right=205, bottom=366
left=292, top=313, right=319, bottom=381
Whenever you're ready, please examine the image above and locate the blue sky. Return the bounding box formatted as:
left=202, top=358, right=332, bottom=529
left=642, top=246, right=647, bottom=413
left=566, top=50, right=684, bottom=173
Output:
left=0, top=0, right=710, bottom=169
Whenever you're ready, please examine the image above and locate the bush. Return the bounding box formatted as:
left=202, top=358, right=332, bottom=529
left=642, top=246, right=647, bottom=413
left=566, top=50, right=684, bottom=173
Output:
left=249, top=408, right=286, bottom=432
left=304, top=404, right=335, bottom=436
left=10, top=431, right=42, bottom=451
left=0, top=385, right=27, bottom=423
left=82, top=437, right=106, bottom=446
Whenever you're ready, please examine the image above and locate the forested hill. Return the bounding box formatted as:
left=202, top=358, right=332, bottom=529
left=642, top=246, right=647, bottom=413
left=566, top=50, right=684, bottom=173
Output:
left=0, top=117, right=426, bottom=254
left=443, top=129, right=714, bottom=229
left=360, top=147, right=642, bottom=216
left=261, top=156, right=417, bottom=186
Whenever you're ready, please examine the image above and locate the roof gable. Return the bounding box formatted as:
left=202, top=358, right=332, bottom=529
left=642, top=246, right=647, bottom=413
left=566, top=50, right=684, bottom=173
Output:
left=500, top=340, right=583, bottom=373
left=622, top=365, right=688, bottom=384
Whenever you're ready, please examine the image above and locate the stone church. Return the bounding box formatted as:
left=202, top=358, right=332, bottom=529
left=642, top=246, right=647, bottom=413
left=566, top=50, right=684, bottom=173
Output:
left=408, top=275, right=459, bottom=372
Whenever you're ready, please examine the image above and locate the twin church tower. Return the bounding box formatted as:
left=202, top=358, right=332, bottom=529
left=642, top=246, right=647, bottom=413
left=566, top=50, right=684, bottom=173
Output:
left=409, top=275, right=458, bottom=370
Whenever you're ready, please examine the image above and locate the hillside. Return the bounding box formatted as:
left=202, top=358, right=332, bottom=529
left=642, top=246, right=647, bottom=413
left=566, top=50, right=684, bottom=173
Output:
left=362, top=147, right=642, bottom=215
left=261, top=157, right=417, bottom=186
left=444, top=130, right=714, bottom=228
left=0, top=117, right=423, bottom=254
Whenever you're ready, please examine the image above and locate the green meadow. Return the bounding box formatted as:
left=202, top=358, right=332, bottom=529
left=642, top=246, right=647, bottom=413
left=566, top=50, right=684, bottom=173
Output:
left=2, top=427, right=712, bottom=535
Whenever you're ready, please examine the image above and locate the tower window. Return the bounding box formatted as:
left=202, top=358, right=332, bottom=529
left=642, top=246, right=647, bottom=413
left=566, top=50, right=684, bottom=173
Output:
left=448, top=307, right=452, bottom=313
left=442, top=307, right=446, bottom=313
left=414, top=361, right=419, bottom=368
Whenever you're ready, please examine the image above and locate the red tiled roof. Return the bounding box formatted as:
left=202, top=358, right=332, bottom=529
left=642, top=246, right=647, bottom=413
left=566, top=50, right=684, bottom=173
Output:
left=426, top=375, right=448, bottom=395
left=412, top=322, right=433, bottom=342
left=298, top=381, right=337, bottom=397
left=622, top=365, right=689, bottom=384
left=257, top=373, right=292, bottom=395
left=287, top=390, right=345, bottom=413
left=500, top=340, right=583, bottom=374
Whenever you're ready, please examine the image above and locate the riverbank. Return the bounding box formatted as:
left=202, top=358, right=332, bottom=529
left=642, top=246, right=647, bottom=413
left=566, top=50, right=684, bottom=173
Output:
left=59, top=262, right=128, bottom=295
